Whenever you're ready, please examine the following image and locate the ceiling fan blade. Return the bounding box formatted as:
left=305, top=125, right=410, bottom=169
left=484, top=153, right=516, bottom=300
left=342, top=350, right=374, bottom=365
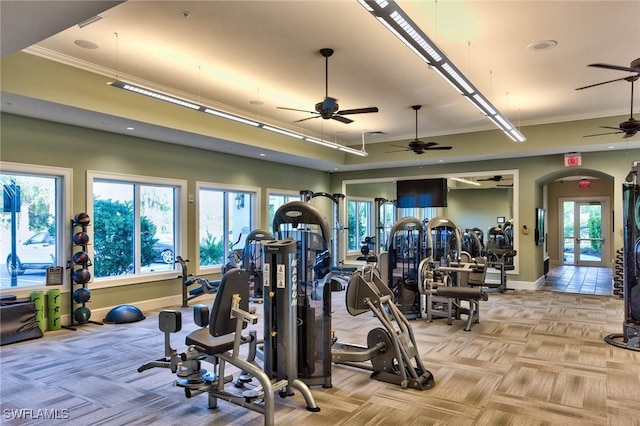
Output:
left=331, top=115, right=353, bottom=124
left=337, top=106, right=379, bottom=115
left=583, top=131, right=622, bottom=138
left=600, top=126, right=622, bottom=130
left=277, top=106, right=317, bottom=114
left=575, top=76, right=631, bottom=90
left=294, top=115, right=320, bottom=123
left=425, top=146, right=453, bottom=150
left=386, top=148, right=411, bottom=153
left=589, top=63, right=640, bottom=73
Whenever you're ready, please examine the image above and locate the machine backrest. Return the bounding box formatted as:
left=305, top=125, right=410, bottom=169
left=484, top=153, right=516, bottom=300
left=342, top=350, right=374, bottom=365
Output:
left=345, top=270, right=394, bottom=316
left=210, top=268, right=250, bottom=337
left=468, top=256, right=487, bottom=286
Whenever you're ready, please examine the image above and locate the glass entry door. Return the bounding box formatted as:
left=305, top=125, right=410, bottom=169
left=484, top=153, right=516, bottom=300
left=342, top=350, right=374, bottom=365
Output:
left=562, top=199, right=608, bottom=266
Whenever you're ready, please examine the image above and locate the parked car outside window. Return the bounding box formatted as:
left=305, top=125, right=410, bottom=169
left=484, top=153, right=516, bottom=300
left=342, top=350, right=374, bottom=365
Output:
left=6, top=231, right=56, bottom=275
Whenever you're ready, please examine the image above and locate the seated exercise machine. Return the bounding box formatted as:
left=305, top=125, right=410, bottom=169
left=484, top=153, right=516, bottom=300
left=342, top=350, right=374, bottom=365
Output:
left=139, top=268, right=319, bottom=425
left=332, top=265, right=435, bottom=390
left=418, top=255, right=488, bottom=331
left=419, top=217, right=488, bottom=331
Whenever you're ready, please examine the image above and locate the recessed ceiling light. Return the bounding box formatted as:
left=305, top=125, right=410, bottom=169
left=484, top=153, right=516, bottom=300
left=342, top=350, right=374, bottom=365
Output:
left=527, top=40, right=558, bottom=52
left=126, top=127, right=134, bottom=131
left=607, top=145, right=615, bottom=149
left=259, top=153, right=266, bottom=157
left=74, top=40, right=98, bottom=49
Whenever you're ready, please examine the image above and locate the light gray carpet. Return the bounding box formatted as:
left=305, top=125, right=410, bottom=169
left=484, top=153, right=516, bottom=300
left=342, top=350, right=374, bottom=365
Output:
left=1, top=289, right=638, bottom=425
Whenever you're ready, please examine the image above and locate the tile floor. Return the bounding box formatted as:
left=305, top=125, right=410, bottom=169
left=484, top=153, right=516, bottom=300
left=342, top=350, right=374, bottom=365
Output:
left=540, top=265, right=614, bottom=295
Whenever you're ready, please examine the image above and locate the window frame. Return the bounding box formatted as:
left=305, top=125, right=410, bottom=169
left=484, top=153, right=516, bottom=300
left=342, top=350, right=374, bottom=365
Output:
left=346, top=196, right=373, bottom=255
left=195, top=181, right=260, bottom=275
left=0, top=161, right=72, bottom=296
left=267, top=188, right=300, bottom=229
left=87, top=170, right=187, bottom=289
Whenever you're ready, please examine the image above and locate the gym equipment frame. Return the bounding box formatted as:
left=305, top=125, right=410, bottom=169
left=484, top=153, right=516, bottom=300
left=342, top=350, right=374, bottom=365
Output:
left=138, top=269, right=319, bottom=425
left=331, top=266, right=435, bottom=390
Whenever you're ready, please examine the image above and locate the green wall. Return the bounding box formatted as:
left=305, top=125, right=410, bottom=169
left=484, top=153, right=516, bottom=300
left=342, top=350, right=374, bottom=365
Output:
left=331, top=149, right=638, bottom=285
left=2, top=111, right=638, bottom=313
left=1, top=112, right=331, bottom=313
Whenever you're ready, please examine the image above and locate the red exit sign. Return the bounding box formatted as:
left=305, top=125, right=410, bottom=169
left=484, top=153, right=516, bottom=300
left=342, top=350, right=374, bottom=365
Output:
left=564, top=153, right=582, bottom=167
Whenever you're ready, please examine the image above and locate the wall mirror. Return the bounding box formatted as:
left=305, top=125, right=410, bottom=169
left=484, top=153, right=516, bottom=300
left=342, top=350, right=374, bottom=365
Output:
left=341, top=169, right=519, bottom=273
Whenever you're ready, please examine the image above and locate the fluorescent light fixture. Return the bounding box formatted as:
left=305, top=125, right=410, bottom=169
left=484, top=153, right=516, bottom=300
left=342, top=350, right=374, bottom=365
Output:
left=305, top=137, right=339, bottom=148
left=358, top=0, right=526, bottom=143
left=377, top=18, right=431, bottom=64
left=441, top=63, right=474, bottom=94
left=472, top=94, right=496, bottom=115
left=432, top=66, right=464, bottom=95
left=306, top=137, right=369, bottom=156
left=110, top=80, right=369, bottom=156
left=262, top=125, right=304, bottom=139
left=450, top=177, right=480, bottom=186
left=494, top=114, right=513, bottom=131
left=203, top=109, right=259, bottom=126
left=338, top=145, right=369, bottom=156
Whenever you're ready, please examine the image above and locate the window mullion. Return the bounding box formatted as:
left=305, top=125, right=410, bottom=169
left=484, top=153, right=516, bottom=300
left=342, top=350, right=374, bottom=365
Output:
left=134, top=184, right=142, bottom=272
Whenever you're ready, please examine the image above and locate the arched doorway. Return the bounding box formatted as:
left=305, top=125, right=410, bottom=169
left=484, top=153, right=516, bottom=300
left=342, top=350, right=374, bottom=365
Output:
left=537, top=168, right=615, bottom=294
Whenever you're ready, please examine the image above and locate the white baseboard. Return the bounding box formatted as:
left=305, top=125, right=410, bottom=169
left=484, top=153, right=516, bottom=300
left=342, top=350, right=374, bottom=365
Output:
left=483, top=277, right=538, bottom=291
left=57, top=293, right=216, bottom=328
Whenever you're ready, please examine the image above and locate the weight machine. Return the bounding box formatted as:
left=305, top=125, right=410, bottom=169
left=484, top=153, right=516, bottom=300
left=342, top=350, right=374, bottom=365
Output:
left=243, top=229, right=274, bottom=303
left=462, top=227, right=484, bottom=258
left=382, top=216, right=424, bottom=319
left=272, top=201, right=333, bottom=388
left=484, top=226, right=517, bottom=293
left=138, top=269, right=319, bottom=426
left=300, top=190, right=344, bottom=271
left=419, top=217, right=488, bottom=331
left=331, top=265, right=435, bottom=390
left=605, top=161, right=640, bottom=351
left=374, top=197, right=396, bottom=256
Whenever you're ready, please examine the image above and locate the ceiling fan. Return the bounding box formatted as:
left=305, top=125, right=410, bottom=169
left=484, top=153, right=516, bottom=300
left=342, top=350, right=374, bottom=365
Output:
left=575, top=58, right=640, bottom=91
left=389, top=105, right=453, bottom=154
left=277, top=48, right=378, bottom=124
left=580, top=60, right=640, bottom=138
left=477, top=175, right=507, bottom=182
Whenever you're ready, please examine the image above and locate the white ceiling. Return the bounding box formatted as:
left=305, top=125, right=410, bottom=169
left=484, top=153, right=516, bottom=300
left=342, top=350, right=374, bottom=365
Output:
left=1, top=0, right=639, bottom=173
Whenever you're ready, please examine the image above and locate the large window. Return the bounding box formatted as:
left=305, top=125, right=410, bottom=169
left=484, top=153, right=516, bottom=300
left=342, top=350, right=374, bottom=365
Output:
left=378, top=201, right=397, bottom=251
left=197, top=183, right=259, bottom=272
left=347, top=198, right=373, bottom=253
left=1, top=163, right=71, bottom=291
left=88, top=172, right=186, bottom=285
left=398, top=207, right=437, bottom=223
left=268, top=190, right=300, bottom=228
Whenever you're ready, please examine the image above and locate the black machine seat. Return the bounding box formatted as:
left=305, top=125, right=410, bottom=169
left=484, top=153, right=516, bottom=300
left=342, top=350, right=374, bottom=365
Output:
left=185, top=328, right=236, bottom=355
left=185, top=268, right=251, bottom=354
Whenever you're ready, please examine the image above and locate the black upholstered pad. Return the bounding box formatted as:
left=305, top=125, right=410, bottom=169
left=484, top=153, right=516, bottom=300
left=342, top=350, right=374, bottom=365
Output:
left=185, top=327, right=236, bottom=355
